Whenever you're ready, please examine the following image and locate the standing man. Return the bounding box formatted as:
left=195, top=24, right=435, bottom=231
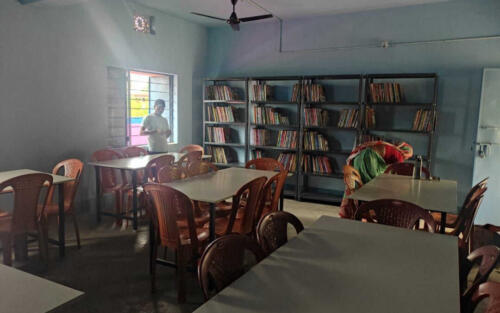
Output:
left=140, top=99, right=171, bottom=153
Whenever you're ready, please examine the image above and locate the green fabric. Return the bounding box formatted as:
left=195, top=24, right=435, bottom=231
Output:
left=352, top=148, right=388, bottom=183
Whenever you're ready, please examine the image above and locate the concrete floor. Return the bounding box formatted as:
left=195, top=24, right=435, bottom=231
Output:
left=10, top=199, right=339, bottom=313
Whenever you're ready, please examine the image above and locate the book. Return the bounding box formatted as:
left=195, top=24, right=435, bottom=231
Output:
left=365, top=107, right=376, bottom=128
left=252, top=107, right=290, bottom=125
left=206, top=126, right=233, bottom=143
left=276, top=130, right=297, bottom=148
left=302, top=155, right=333, bottom=174
left=253, top=150, right=263, bottom=159
left=304, top=108, right=329, bottom=126
left=337, top=109, right=359, bottom=128
left=278, top=153, right=297, bottom=172
left=412, top=109, right=434, bottom=132
left=303, top=84, right=327, bottom=102
left=252, top=84, right=273, bottom=101
left=205, top=85, right=239, bottom=101
left=205, top=146, right=233, bottom=164
left=303, top=131, right=329, bottom=151
left=369, top=82, right=405, bottom=103
left=206, top=105, right=237, bottom=122
left=251, top=129, right=270, bottom=146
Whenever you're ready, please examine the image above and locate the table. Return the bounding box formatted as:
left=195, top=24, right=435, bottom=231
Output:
left=348, top=174, right=458, bottom=233
left=163, top=167, right=277, bottom=240
left=0, top=169, right=74, bottom=257
left=88, top=152, right=211, bottom=230
left=0, top=264, right=83, bottom=313
left=194, top=216, right=460, bottom=313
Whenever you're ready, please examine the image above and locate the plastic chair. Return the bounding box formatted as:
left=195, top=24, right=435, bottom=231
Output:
left=384, top=162, right=430, bottom=179
left=198, top=234, right=264, bottom=300
left=144, top=154, right=175, bottom=183
left=42, top=159, right=84, bottom=249
left=341, top=165, right=363, bottom=219
left=156, top=165, right=187, bottom=183
left=0, top=173, right=53, bottom=266
left=449, top=192, right=486, bottom=252
left=355, top=199, right=436, bottom=232
left=186, top=160, right=219, bottom=177
left=245, top=158, right=285, bottom=172
left=256, top=211, right=304, bottom=255
left=177, top=151, right=203, bottom=170
left=123, top=146, right=148, bottom=157
left=471, top=224, right=500, bottom=252
left=470, top=282, right=500, bottom=313
left=255, top=171, right=287, bottom=222
left=460, top=245, right=500, bottom=312
left=144, top=183, right=209, bottom=303
left=179, top=144, right=204, bottom=154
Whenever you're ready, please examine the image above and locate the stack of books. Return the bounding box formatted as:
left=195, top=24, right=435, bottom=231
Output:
left=253, top=85, right=273, bottom=101
left=251, top=129, right=270, bottom=146
left=278, top=153, right=297, bottom=172
left=291, top=84, right=301, bottom=102
left=206, top=146, right=232, bottom=164
left=206, top=105, right=237, bottom=122
left=412, top=109, right=434, bottom=132
left=304, top=108, right=329, bottom=126
left=252, top=107, right=290, bottom=125
left=303, top=131, right=329, bottom=151
left=206, top=127, right=231, bottom=143
left=365, top=107, right=376, bottom=128
left=369, top=82, right=404, bottom=103
left=337, top=109, right=359, bottom=128
left=302, top=155, right=333, bottom=174
left=253, top=150, right=263, bottom=159
left=205, top=85, right=239, bottom=101
left=276, top=130, right=297, bottom=148
left=303, top=84, right=326, bottom=102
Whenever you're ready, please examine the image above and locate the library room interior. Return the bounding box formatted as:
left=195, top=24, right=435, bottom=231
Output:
left=1, top=0, right=500, bottom=312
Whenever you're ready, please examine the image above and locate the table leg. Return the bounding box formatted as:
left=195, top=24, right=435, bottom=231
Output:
left=95, top=167, right=101, bottom=223
left=132, top=171, right=138, bottom=230
left=440, top=212, right=447, bottom=234
left=209, top=203, right=215, bottom=242
left=58, top=183, right=65, bottom=258
left=280, top=191, right=284, bottom=211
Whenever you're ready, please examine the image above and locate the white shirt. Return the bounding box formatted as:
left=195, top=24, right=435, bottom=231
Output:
left=142, top=113, right=170, bottom=152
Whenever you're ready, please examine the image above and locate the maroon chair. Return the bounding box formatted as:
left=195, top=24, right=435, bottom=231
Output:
left=256, top=211, right=304, bottom=255
left=177, top=150, right=203, bottom=170
left=355, top=199, right=436, bottom=232
left=460, top=245, right=500, bottom=312
left=245, top=158, right=285, bottom=172
left=255, top=171, right=288, bottom=222
left=198, top=234, right=264, bottom=300
left=179, top=144, right=204, bottom=154
left=471, top=282, right=500, bottom=313
left=144, top=154, right=175, bottom=183
left=471, top=224, right=500, bottom=251
left=449, top=193, right=486, bottom=252
left=384, top=162, right=430, bottom=179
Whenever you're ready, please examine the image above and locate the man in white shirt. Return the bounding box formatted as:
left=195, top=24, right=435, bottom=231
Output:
left=140, top=99, right=171, bottom=153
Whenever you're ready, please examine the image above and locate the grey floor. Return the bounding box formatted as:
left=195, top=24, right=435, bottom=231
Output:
left=9, top=199, right=339, bottom=313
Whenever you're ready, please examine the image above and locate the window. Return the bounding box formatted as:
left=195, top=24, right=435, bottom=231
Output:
left=126, top=70, right=177, bottom=146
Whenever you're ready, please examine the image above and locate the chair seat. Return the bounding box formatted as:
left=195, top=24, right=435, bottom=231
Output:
left=431, top=212, right=457, bottom=227
left=178, top=225, right=209, bottom=245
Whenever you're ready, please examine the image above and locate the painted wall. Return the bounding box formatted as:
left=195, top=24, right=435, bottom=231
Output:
left=204, top=0, right=500, bottom=202
left=0, top=0, right=207, bottom=207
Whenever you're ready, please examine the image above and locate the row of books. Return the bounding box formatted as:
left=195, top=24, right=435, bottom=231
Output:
left=337, top=109, right=359, bottom=128
left=304, top=108, right=328, bottom=126
left=252, top=107, right=290, bottom=125
left=276, top=130, right=297, bottom=148
left=205, top=146, right=233, bottom=164
left=412, top=109, right=434, bottom=132
left=205, top=85, right=239, bottom=101
left=206, top=127, right=233, bottom=143
left=303, top=131, right=329, bottom=151
left=253, top=150, right=263, bottom=159
left=302, top=155, right=333, bottom=174
left=252, top=85, right=273, bottom=101
left=277, top=153, right=297, bottom=172
left=206, top=104, right=237, bottom=122
left=291, top=84, right=327, bottom=102
left=365, top=107, right=376, bottom=128
left=250, top=129, right=270, bottom=146
left=369, top=82, right=404, bottom=103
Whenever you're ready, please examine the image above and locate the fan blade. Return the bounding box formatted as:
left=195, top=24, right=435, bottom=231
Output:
left=239, top=14, right=273, bottom=22
left=191, top=12, right=226, bottom=21
left=230, top=23, right=240, bottom=31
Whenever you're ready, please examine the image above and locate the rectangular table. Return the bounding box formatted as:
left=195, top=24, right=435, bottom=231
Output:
left=0, top=264, right=83, bottom=313
left=348, top=174, right=458, bottom=233
left=163, top=167, right=277, bottom=240
left=0, top=169, right=74, bottom=257
left=194, top=216, right=460, bottom=313
left=88, top=152, right=211, bottom=230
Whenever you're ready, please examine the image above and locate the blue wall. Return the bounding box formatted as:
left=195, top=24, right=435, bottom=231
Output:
left=204, top=0, right=500, bottom=200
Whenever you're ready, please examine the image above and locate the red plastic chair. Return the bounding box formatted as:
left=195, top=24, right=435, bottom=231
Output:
left=0, top=174, right=53, bottom=265
left=256, top=171, right=287, bottom=222
left=471, top=282, right=500, bottom=313
left=43, top=159, right=84, bottom=249
left=177, top=151, right=203, bottom=170
left=144, top=154, right=175, bottom=183
left=245, top=158, right=285, bottom=172
left=198, top=234, right=264, bottom=300
left=355, top=199, right=436, bottom=232
left=123, top=146, right=148, bottom=157
left=384, top=162, right=430, bottom=179
left=179, top=144, right=204, bottom=154
left=256, top=211, right=304, bottom=255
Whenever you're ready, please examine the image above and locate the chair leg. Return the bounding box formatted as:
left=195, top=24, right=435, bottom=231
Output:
left=71, top=212, right=81, bottom=249
left=37, top=222, right=49, bottom=267
left=1, top=235, right=12, bottom=266
left=176, top=247, right=186, bottom=303
left=14, top=233, right=28, bottom=261
left=114, top=191, right=123, bottom=226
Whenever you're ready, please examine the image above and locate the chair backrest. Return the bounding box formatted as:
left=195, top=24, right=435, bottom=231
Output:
left=179, top=144, right=204, bottom=154
left=256, top=171, right=287, bottom=220
left=143, top=183, right=199, bottom=251
left=245, top=158, right=285, bottom=172
left=355, top=199, right=436, bottom=232
left=256, top=211, right=304, bottom=255
left=91, top=149, right=123, bottom=190
left=178, top=151, right=203, bottom=169
left=225, top=176, right=267, bottom=236
left=460, top=245, right=500, bottom=311
left=0, top=173, right=53, bottom=234
left=384, top=162, right=430, bottom=179
left=471, top=224, right=500, bottom=251
left=471, top=282, right=500, bottom=313
left=156, top=165, right=187, bottom=183
left=186, top=160, right=218, bottom=177
left=123, top=146, right=148, bottom=157
left=198, top=234, right=264, bottom=300
left=46, top=159, right=84, bottom=209
left=144, top=155, right=175, bottom=183
left=451, top=190, right=486, bottom=248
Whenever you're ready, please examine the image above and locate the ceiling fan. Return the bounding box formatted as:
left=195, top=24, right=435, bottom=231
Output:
left=191, top=0, right=273, bottom=31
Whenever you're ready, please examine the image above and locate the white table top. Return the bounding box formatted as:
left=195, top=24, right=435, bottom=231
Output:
left=163, top=167, right=277, bottom=203
left=348, top=174, right=458, bottom=214
left=194, top=216, right=460, bottom=313
left=0, top=264, right=83, bottom=313
left=0, top=169, right=74, bottom=185
left=88, top=152, right=211, bottom=170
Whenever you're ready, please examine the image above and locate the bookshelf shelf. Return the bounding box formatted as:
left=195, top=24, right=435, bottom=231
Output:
left=203, top=142, right=246, bottom=147
left=251, top=100, right=299, bottom=105
left=204, top=121, right=246, bottom=126
left=306, top=101, right=359, bottom=106
left=251, top=124, right=299, bottom=129
left=203, top=100, right=246, bottom=104
left=249, top=145, right=297, bottom=151
left=303, top=126, right=357, bottom=131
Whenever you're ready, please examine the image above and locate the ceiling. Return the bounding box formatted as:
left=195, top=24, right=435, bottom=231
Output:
left=134, top=0, right=453, bottom=26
